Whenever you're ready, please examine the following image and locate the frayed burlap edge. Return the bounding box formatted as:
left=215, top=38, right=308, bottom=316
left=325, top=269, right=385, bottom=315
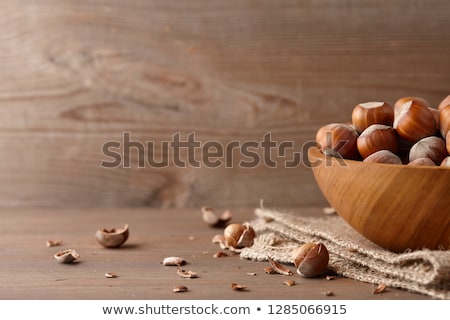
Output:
left=240, top=207, right=450, bottom=299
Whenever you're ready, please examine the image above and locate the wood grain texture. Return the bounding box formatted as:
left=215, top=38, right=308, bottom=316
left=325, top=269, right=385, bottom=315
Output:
left=309, top=147, right=450, bottom=252
left=1, top=0, right=450, bottom=207
left=0, top=207, right=430, bottom=299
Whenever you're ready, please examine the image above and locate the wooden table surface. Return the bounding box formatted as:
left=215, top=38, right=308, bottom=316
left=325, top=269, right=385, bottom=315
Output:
left=0, top=207, right=430, bottom=300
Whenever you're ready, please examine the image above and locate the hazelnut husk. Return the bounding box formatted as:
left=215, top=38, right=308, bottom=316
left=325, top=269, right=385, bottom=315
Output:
left=95, top=224, right=129, bottom=248
left=292, top=243, right=329, bottom=278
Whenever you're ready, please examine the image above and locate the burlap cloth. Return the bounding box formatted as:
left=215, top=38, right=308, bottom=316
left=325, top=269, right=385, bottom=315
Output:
left=240, top=206, right=450, bottom=299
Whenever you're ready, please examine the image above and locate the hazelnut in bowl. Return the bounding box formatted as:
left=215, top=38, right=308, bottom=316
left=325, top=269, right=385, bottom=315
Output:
left=307, top=146, right=450, bottom=253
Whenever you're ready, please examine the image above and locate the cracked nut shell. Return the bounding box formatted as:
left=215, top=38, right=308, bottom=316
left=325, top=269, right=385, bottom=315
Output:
left=223, top=223, right=255, bottom=249
left=54, top=249, right=80, bottom=264
left=292, top=243, right=329, bottom=278
left=95, top=224, right=129, bottom=248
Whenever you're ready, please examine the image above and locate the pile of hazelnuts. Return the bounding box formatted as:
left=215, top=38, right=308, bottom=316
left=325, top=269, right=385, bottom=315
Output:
left=315, top=95, right=450, bottom=166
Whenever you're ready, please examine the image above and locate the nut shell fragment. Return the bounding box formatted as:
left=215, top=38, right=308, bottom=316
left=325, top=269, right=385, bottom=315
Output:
left=105, top=272, right=118, bottom=278
left=201, top=206, right=232, bottom=228
left=322, top=207, right=336, bottom=215
left=46, top=240, right=63, bottom=247
left=95, top=224, right=129, bottom=248
left=264, top=266, right=277, bottom=274
left=230, top=283, right=247, bottom=291
left=173, top=285, right=188, bottom=293
left=162, top=257, right=186, bottom=266
left=213, top=251, right=228, bottom=258
left=176, top=269, right=198, bottom=278
left=267, top=257, right=293, bottom=276
left=54, top=249, right=80, bottom=264
left=373, top=282, right=388, bottom=294
left=283, top=280, right=296, bottom=286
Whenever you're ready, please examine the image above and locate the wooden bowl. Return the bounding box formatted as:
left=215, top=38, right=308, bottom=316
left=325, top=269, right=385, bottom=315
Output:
left=308, top=147, right=450, bottom=252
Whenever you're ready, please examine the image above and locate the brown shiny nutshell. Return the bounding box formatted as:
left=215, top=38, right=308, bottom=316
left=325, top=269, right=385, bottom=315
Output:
left=223, top=223, right=256, bottom=250
left=292, top=243, right=329, bottom=278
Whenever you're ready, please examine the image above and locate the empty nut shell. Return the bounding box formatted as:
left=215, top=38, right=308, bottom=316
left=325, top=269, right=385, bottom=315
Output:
left=54, top=249, right=80, bottom=264
left=230, top=283, right=247, bottom=291
left=223, top=223, right=256, bottom=250
left=173, top=285, right=188, bottom=293
left=176, top=269, right=198, bottom=278
left=46, top=239, right=63, bottom=247
left=267, top=257, right=293, bottom=276
left=95, top=224, right=129, bottom=248
left=293, top=243, right=329, bottom=278
left=105, top=272, right=118, bottom=278
left=162, top=257, right=186, bottom=266
left=201, top=206, right=232, bottom=228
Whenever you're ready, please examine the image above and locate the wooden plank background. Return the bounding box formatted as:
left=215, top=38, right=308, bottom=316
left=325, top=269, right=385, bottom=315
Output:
left=1, top=0, right=449, bottom=208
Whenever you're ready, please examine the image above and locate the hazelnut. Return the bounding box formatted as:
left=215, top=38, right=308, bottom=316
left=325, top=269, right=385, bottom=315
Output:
left=394, top=96, right=430, bottom=112
left=351, top=101, right=394, bottom=133
left=438, top=94, right=450, bottom=111
left=95, top=224, right=129, bottom=248
left=409, top=136, right=448, bottom=165
left=357, top=124, right=398, bottom=159
left=439, top=105, right=450, bottom=140
left=441, top=156, right=450, bottom=167
left=363, top=150, right=402, bottom=164
left=315, top=123, right=360, bottom=160
left=447, top=131, right=450, bottom=154
left=292, top=243, right=329, bottom=278
left=223, top=223, right=255, bottom=250
left=393, top=100, right=437, bottom=142
left=407, top=157, right=437, bottom=166
left=428, top=107, right=440, bottom=131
